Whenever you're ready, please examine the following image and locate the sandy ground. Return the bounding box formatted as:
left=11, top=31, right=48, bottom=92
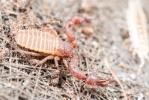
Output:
left=0, top=0, right=149, bottom=100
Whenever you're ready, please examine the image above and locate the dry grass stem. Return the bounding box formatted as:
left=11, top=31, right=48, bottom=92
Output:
left=126, top=0, right=149, bottom=74
left=104, top=59, right=128, bottom=100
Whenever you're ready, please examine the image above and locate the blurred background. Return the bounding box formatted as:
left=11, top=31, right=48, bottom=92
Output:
left=0, top=0, right=149, bottom=100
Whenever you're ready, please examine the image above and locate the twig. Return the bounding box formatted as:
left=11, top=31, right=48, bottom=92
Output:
left=104, top=59, right=127, bottom=100
left=31, top=66, right=42, bottom=100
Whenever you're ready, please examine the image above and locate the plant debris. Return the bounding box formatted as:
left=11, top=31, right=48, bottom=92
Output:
left=0, top=0, right=149, bottom=100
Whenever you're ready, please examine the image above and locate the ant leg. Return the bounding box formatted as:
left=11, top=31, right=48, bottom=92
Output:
left=14, top=49, right=60, bottom=67
left=63, top=56, right=111, bottom=87
left=34, top=56, right=60, bottom=67
left=35, top=55, right=54, bottom=67
left=29, top=56, right=60, bottom=67
left=65, top=17, right=90, bottom=48
left=54, top=56, right=60, bottom=68
left=85, top=75, right=110, bottom=87
left=63, top=57, right=87, bottom=80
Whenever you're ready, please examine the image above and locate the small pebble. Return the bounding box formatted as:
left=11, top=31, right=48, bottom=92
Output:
left=82, top=26, right=94, bottom=37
